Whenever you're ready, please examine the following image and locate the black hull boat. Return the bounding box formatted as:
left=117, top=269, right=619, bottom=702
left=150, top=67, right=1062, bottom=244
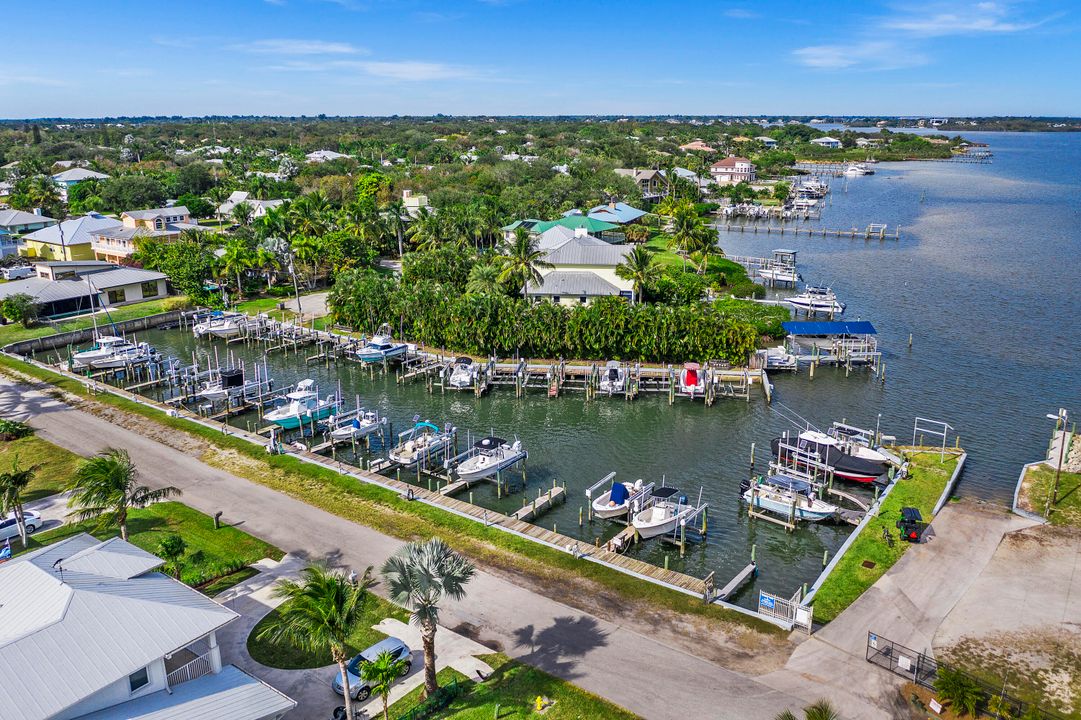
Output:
left=770, top=436, right=886, bottom=483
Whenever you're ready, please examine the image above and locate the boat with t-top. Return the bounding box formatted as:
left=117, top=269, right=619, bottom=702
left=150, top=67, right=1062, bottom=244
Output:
left=355, top=324, right=408, bottom=363
left=787, top=286, right=845, bottom=315
left=388, top=420, right=455, bottom=468
left=263, top=379, right=338, bottom=430
left=454, top=436, right=526, bottom=482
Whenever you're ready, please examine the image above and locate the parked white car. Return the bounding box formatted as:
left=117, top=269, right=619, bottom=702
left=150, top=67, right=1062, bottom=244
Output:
left=0, top=510, right=41, bottom=541
left=331, top=637, right=412, bottom=701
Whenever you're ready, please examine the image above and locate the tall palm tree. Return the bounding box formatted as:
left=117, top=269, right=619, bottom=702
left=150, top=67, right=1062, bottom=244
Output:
left=66, top=448, right=181, bottom=541
left=0, top=456, right=38, bottom=546
left=361, top=650, right=407, bottom=720
left=291, top=234, right=324, bottom=288
left=405, top=207, right=442, bottom=251
left=231, top=202, right=255, bottom=227
left=616, top=245, right=661, bottom=304
left=382, top=198, right=409, bottom=258
left=498, top=227, right=552, bottom=300
left=382, top=539, right=475, bottom=698
left=220, top=237, right=256, bottom=299
left=465, top=262, right=505, bottom=296
left=667, top=201, right=713, bottom=256
left=257, top=564, right=375, bottom=720
left=254, top=245, right=281, bottom=291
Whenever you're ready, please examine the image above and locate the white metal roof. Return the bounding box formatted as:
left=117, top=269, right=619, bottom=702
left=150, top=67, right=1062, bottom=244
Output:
left=21, top=214, right=123, bottom=246
left=543, top=237, right=631, bottom=267
left=0, top=209, right=57, bottom=228
left=0, top=534, right=238, bottom=720
left=75, top=665, right=296, bottom=720
left=527, top=270, right=622, bottom=297
left=52, top=168, right=110, bottom=183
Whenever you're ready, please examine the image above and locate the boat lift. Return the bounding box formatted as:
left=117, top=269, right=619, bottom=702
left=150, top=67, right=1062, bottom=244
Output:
left=439, top=429, right=528, bottom=497
left=584, top=472, right=655, bottom=522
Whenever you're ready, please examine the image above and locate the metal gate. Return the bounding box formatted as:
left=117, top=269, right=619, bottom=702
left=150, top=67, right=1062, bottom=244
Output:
left=758, top=589, right=813, bottom=633
left=865, top=632, right=937, bottom=687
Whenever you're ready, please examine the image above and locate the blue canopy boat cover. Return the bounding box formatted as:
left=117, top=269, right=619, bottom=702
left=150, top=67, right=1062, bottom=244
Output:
left=609, top=481, right=630, bottom=505
left=782, top=321, right=876, bottom=336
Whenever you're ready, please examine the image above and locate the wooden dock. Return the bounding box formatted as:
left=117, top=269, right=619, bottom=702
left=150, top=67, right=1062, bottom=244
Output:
left=513, top=486, right=567, bottom=521
left=716, top=562, right=757, bottom=601
left=714, top=222, right=900, bottom=239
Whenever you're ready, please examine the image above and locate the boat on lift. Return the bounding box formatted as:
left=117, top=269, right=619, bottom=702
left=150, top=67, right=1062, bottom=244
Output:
left=764, top=346, right=798, bottom=371
left=355, top=324, right=408, bottom=363
left=446, top=357, right=478, bottom=390
left=787, top=286, right=845, bottom=315
left=678, top=362, right=707, bottom=397
left=741, top=474, right=839, bottom=522
left=74, top=336, right=158, bottom=370
left=388, top=420, right=455, bottom=468
left=843, top=162, right=873, bottom=177
left=197, top=368, right=245, bottom=401
left=193, top=311, right=246, bottom=339
left=758, top=266, right=802, bottom=284
left=455, top=436, right=526, bottom=482
left=598, top=361, right=626, bottom=394
left=771, top=435, right=886, bottom=483
left=591, top=477, right=654, bottom=520
left=328, top=410, right=383, bottom=441
left=797, top=427, right=898, bottom=466
left=73, top=335, right=135, bottom=368
left=264, top=379, right=338, bottom=430
left=631, top=487, right=696, bottom=539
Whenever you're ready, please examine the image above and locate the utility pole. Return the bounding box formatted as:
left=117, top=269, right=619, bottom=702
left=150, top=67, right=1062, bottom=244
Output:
left=1045, top=408, right=1070, bottom=514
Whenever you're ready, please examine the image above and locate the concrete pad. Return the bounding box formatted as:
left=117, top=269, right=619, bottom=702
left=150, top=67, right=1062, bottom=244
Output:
left=24, top=490, right=72, bottom=533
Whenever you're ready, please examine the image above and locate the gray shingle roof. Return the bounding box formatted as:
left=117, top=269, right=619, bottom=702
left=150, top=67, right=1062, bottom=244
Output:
left=0, top=534, right=238, bottom=720
left=527, top=270, right=622, bottom=296
left=75, top=665, right=296, bottom=720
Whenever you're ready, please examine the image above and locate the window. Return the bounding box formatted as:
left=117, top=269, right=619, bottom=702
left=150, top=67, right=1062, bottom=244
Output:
left=551, top=296, right=560, bottom=303
left=129, top=666, right=149, bottom=693
left=107, top=288, right=126, bottom=304
left=140, top=281, right=159, bottom=298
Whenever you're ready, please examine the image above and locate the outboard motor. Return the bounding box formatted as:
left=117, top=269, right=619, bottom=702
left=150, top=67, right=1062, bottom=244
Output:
left=738, top=478, right=751, bottom=495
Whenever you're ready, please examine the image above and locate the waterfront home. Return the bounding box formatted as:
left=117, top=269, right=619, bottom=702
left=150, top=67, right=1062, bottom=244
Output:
left=679, top=140, right=716, bottom=152
left=0, top=533, right=295, bottom=720
left=305, top=149, right=350, bottom=163
left=811, top=136, right=841, bottom=149
left=88, top=206, right=206, bottom=262
left=531, top=215, right=620, bottom=237
left=217, top=191, right=287, bottom=219
left=121, top=206, right=198, bottom=231
left=0, top=262, right=169, bottom=316
left=755, top=136, right=778, bottom=148
left=614, top=168, right=667, bottom=199
left=855, top=138, right=881, bottom=149
left=20, top=213, right=123, bottom=262
left=51, top=167, right=109, bottom=199
left=526, top=236, right=633, bottom=306
left=709, top=157, right=757, bottom=185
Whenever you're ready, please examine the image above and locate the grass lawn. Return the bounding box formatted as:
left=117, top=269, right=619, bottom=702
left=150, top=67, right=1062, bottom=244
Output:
left=1022, top=460, right=1081, bottom=527
left=247, top=592, right=410, bottom=669
left=644, top=236, right=750, bottom=282
left=0, top=434, right=82, bottom=502
left=811, top=450, right=961, bottom=623
left=0, top=297, right=186, bottom=347
left=0, top=354, right=783, bottom=638
left=387, top=653, right=638, bottom=719
left=24, top=501, right=283, bottom=588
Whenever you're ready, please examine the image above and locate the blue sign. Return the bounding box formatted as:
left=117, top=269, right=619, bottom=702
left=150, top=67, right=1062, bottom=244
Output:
left=759, top=592, right=775, bottom=610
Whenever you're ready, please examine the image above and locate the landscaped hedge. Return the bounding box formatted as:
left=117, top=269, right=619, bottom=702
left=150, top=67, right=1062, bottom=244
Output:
left=330, top=271, right=762, bottom=364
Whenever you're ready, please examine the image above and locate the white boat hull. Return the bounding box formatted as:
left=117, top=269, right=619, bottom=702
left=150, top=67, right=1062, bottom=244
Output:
left=743, top=489, right=836, bottom=522
left=389, top=436, right=453, bottom=467
left=456, top=450, right=525, bottom=482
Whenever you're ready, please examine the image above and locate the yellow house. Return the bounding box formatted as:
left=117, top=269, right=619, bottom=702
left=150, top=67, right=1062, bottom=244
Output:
left=20, top=214, right=123, bottom=262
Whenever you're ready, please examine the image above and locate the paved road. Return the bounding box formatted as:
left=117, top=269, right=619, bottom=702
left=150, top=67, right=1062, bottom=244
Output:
left=0, top=375, right=803, bottom=720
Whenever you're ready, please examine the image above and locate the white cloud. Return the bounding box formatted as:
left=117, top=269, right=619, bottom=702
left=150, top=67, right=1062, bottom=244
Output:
left=882, top=1, right=1059, bottom=37
left=723, top=8, right=759, bottom=20
left=793, top=41, right=928, bottom=70
left=358, top=61, right=474, bottom=81
left=232, top=38, right=366, bottom=55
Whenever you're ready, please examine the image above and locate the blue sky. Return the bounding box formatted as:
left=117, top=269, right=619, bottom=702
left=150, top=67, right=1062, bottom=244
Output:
left=2, top=0, right=1078, bottom=117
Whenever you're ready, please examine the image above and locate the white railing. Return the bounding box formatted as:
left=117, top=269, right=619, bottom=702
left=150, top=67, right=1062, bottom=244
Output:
left=91, top=241, right=135, bottom=256
left=166, top=652, right=213, bottom=687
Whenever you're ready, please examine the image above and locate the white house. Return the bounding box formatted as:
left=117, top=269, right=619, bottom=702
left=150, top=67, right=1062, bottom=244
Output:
left=709, top=156, right=757, bottom=185
left=0, top=534, right=295, bottom=720
left=811, top=136, right=841, bottom=149
left=402, top=189, right=431, bottom=218
left=755, top=136, right=778, bottom=148
left=305, top=149, right=350, bottom=163
left=217, top=191, right=287, bottom=219
left=52, top=168, right=110, bottom=200
left=526, top=236, right=633, bottom=306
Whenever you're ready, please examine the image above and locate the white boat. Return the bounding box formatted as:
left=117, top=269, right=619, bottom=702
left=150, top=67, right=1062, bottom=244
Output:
left=598, top=361, right=626, bottom=394
left=742, top=475, right=838, bottom=522
left=631, top=487, right=695, bottom=539
left=758, top=266, right=801, bottom=284
left=197, top=368, right=245, bottom=401
left=388, top=421, right=455, bottom=468
left=74, top=336, right=157, bottom=370
left=591, top=478, right=652, bottom=520
left=764, top=346, right=798, bottom=371
left=355, top=324, right=408, bottom=363
left=263, top=379, right=338, bottom=430
left=787, top=286, right=845, bottom=315
left=799, top=428, right=899, bottom=466
left=328, top=410, right=383, bottom=441
left=72, top=335, right=134, bottom=368
left=678, top=362, right=706, bottom=396
left=193, top=312, right=246, bottom=339
left=446, top=357, right=478, bottom=390
left=843, top=163, right=872, bottom=177
left=455, top=436, right=526, bottom=482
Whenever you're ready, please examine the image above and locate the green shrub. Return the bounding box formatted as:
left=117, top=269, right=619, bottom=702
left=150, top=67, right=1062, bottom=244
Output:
left=161, top=296, right=193, bottom=311
left=0, top=419, right=34, bottom=441
left=934, top=667, right=984, bottom=716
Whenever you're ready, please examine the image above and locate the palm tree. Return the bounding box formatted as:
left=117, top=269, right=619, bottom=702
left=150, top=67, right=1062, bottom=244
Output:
left=360, top=650, right=407, bottom=720
left=291, top=234, right=323, bottom=289
left=382, top=198, right=409, bottom=258
left=66, top=448, right=181, bottom=541
left=231, top=202, right=255, bottom=227
left=774, top=700, right=841, bottom=720
left=498, top=227, right=552, bottom=300
left=465, top=262, right=505, bottom=296
left=220, top=237, right=256, bottom=299
left=667, top=201, right=714, bottom=256
left=405, top=207, right=442, bottom=251
left=254, top=245, right=281, bottom=291
left=258, top=564, right=375, bottom=720
left=0, top=456, right=38, bottom=546
left=382, top=539, right=475, bottom=698
left=616, top=245, right=661, bottom=304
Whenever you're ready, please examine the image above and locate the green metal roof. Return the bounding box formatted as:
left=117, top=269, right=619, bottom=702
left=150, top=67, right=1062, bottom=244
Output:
left=531, top=216, right=619, bottom=234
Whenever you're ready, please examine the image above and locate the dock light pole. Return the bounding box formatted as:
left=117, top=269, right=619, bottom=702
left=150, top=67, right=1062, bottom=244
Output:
left=1046, top=409, right=1070, bottom=510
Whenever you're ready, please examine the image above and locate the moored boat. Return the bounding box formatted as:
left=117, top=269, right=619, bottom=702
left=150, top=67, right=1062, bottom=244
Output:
left=787, top=286, right=845, bottom=315
left=355, top=324, right=408, bottom=363
left=631, top=487, right=696, bottom=539
left=770, top=435, right=886, bottom=483
left=446, top=357, right=478, bottom=390
left=598, top=361, right=626, bottom=394
left=741, top=474, right=838, bottom=522
left=455, top=436, right=526, bottom=482
left=264, top=379, right=338, bottom=429
left=388, top=420, right=455, bottom=468
left=328, top=410, right=383, bottom=441
left=678, top=362, right=706, bottom=397
left=591, top=477, right=652, bottom=519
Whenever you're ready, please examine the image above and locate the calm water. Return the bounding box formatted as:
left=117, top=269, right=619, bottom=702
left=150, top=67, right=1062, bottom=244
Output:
left=131, top=132, right=1080, bottom=607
